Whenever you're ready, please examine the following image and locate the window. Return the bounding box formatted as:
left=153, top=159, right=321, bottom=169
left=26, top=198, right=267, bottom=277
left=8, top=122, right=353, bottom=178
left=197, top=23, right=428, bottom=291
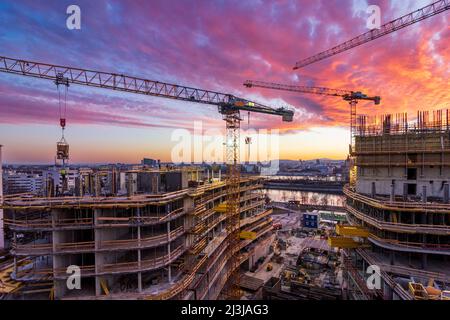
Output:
left=407, top=183, right=417, bottom=195
left=407, top=168, right=417, bottom=180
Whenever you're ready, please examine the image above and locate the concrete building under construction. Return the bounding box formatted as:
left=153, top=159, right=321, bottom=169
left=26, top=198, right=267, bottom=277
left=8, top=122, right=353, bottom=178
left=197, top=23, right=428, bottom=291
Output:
left=1, top=167, right=274, bottom=300
left=342, top=109, right=450, bottom=300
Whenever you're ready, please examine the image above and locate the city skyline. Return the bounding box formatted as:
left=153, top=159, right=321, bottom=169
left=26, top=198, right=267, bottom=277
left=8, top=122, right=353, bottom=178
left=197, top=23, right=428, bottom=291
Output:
left=0, top=0, right=448, bottom=164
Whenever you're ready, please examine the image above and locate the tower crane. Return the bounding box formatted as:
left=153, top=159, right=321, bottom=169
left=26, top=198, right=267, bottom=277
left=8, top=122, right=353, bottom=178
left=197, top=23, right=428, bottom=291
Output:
left=293, top=0, right=450, bottom=69
left=243, top=80, right=380, bottom=137
left=0, top=55, right=294, bottom=299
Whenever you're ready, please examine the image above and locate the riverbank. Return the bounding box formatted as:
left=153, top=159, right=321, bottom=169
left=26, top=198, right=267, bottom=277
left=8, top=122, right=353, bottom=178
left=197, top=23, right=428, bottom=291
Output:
left=264, top=183, right=343, bottom=194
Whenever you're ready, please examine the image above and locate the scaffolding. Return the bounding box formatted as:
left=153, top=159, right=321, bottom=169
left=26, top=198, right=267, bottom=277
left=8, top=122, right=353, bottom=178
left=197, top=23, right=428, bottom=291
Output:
left=356, top=109, right=450, bottom=137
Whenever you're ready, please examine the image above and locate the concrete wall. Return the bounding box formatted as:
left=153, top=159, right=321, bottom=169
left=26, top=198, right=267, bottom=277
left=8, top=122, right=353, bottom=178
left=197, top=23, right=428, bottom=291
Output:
left=356, top=172, right=450, bottom=199
left=356, top=160, right=450, bottom=199
left=355, top=133, right=450, bottom=199
left=248, top=234, right=275, bottom=269
left=165, top=172, right=182, bottom=192
left=137, top=172, right=153, bottom=193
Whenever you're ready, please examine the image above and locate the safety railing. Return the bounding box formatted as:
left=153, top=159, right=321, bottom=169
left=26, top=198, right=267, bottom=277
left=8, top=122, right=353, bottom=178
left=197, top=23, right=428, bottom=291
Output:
left=5, top=208, right=185, bottom=231
left=345, top=203, right=450, bottom=235
left=368, top=233, right=450, bottom=253
left=13, top=227, right=185, bottom=256
left=2, top=189, right=188, bottom=210
left=51, top=245, right=185, bottom=278
left=344, top=185, right=450, bottom=213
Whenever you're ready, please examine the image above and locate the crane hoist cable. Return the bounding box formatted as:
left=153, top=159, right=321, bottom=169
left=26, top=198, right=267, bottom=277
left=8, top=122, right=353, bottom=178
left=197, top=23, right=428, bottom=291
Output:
left=55, top=73, right=69, bottom=140
left=58, top=82, right=68, bottom=135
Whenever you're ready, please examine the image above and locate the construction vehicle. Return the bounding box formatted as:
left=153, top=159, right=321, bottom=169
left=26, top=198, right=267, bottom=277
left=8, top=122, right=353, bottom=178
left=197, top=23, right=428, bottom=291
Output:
left=266, top=263, right=273, bottom=272
left=0, top=55, right=294, bottom=299
left=293, top=0, right=450, bottom=69
left=327, top=223, right=370, bottom=249
left=408, top=282, right=429, bottom=300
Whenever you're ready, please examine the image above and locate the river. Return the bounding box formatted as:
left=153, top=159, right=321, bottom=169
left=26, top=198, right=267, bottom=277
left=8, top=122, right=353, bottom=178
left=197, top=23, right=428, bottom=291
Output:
left=261, top=175, right=345, bottom=182
left=263, top=189, right=345, bottom=207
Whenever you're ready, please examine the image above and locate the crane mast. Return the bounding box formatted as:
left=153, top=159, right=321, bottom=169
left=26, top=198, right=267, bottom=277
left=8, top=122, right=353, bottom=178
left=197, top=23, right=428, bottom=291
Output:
left=293, top=0, right=450, bottom=69
left=0, top=56, right=294, bottom=299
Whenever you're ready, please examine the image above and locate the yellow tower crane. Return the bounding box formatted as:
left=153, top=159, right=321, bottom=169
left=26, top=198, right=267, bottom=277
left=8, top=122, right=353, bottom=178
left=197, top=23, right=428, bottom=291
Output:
left=0, top=55, right=294, bottom=299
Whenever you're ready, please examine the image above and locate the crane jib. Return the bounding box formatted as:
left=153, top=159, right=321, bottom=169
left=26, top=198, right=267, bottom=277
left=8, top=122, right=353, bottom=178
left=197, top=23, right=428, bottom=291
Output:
left=0, top=56, right=293, bottom=122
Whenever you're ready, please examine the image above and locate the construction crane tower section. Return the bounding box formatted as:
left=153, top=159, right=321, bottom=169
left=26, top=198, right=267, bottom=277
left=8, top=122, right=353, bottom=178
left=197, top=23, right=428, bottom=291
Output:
left=293, top=0, right=450, bottom=69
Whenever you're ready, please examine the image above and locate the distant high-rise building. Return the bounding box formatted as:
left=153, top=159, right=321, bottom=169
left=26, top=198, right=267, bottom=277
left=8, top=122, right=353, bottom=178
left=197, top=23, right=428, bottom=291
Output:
left=141, top=158, right=157, bottom=167
left=3, top=172, right=44, bottom=195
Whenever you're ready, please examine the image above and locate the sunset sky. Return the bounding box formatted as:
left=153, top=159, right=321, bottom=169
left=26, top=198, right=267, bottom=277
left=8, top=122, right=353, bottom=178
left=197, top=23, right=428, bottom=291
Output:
left=0, top=0, right=448, bottom=164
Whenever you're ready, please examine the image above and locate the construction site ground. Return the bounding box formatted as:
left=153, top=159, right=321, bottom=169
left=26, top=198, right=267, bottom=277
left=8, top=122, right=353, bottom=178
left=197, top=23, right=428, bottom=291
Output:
left=241, top=211, right=342, bottom=299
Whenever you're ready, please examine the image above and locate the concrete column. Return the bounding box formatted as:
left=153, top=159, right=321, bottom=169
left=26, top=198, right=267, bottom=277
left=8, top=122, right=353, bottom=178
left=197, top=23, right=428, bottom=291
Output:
left=167, top=220, right=172, bottom=283
left=421, top=212, right=427, bottom=224
left=390, top=182, right=395, bottom=203
left=421, top=253, right=428, bottom=269
left=13, top=256, right=17, bottom=275
left=390, top=251, right=395, bottom=265
left=444, top=183, right=449, bottom=203
left=94, top=209, right=101, bottom=296
left=137, top=207, right=142, bottom=293
left=206, top=272, right=210, bottom=300
left=403, top=183, right=408, bottom=201
left=422, top=186, right=427, bottom=203
left=53, top=209, right=71, bottom=299
left=12, top=211, right=17, bottom=274
left=371, top=182, right=376, bottom=198
left=383, top=281, right=393, bottom=300
left=0, top=145, right=4, bottom=250
left=218, top=169, right=221, bottom=181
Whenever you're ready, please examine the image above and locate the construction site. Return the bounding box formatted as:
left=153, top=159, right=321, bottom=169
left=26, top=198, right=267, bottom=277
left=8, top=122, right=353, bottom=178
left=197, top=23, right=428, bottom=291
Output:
left=1, top=167, right=276, bottom=299
left=340, top=110, right=450, bottom=300
left=0, top=0, right=449, bottom=301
